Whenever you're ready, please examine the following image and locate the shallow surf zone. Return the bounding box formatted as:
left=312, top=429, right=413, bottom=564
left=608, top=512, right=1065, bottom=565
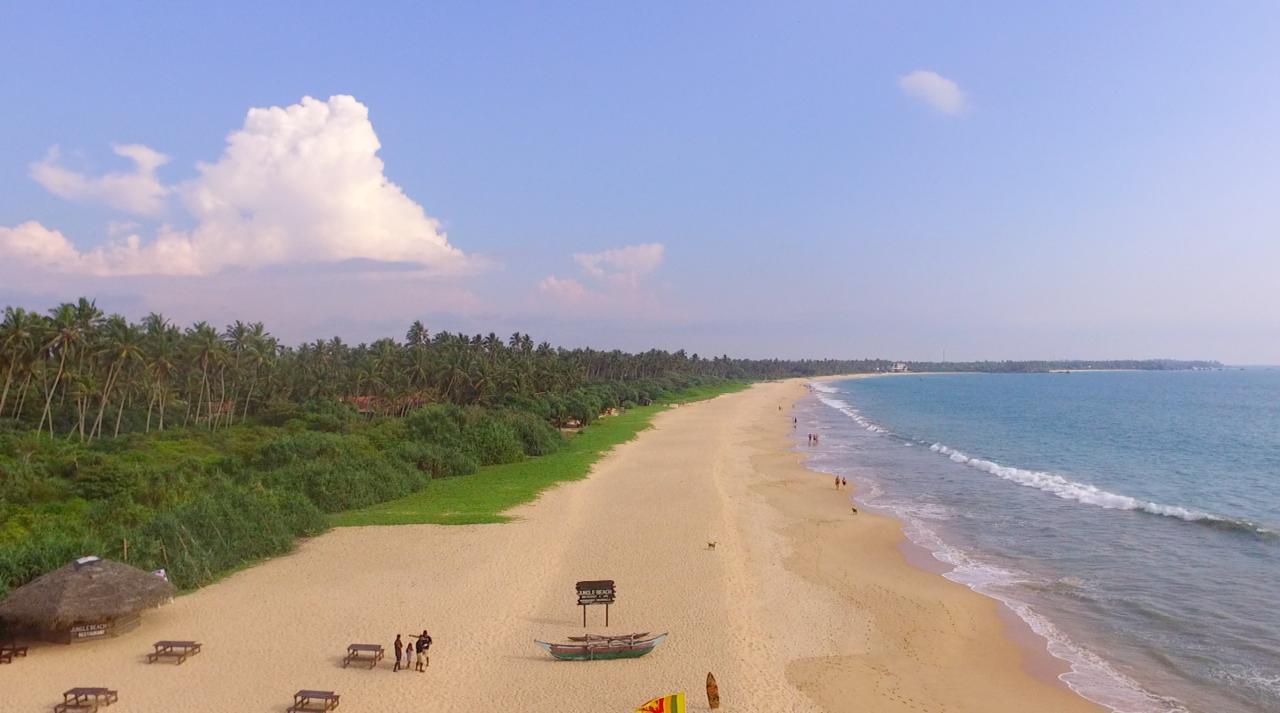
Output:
left=803, top=370, right=1280, bottom=713
left=801, top=384, right=1192, bottom=713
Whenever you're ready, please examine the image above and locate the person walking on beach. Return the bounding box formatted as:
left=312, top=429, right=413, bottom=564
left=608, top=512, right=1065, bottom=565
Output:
left=835, top=476, right=841, bottom=489
left=404, top=639, right=414, bottom=670
left=393, top=634, right=403, bottom=672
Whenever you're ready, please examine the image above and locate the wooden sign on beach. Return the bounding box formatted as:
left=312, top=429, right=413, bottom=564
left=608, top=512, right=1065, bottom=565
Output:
left=576, top=580, right=616, bottom=627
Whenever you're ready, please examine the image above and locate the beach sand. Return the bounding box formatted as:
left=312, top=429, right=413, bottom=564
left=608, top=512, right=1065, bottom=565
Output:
left=2, top=380, right=1102, bottom=711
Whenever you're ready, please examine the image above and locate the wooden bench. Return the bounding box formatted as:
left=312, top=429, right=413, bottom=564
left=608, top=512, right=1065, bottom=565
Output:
left=146, top=640, right=202, bottom=664
left=0, top=641, right=29, bottom=664
left=289, top=689, right=340, bottom=711
left=55, top=687, right=118, bottom=712
left=342, top=643, right=383, bottom=669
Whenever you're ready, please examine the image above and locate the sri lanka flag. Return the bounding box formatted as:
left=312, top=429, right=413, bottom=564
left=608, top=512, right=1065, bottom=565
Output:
left=637, top=692, right=685, bottom=712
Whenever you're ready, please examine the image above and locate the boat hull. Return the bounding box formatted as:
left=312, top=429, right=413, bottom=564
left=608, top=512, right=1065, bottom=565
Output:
left=535, top=633, right=667, bottom=661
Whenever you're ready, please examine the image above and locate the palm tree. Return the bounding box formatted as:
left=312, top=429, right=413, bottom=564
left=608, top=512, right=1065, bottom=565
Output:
left=184, top=322, right=224, bottom=428
left=0, top=307, right=38, bottom=418
left=142, top=314, right=178, bottom=432
left=37, top=302, right=93, bottom=435
left=90, top=315, right=144, bottom=440
left=405, top=320, right=428, bottom=347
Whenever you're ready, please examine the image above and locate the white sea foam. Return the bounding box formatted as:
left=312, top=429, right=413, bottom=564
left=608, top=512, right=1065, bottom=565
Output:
left=1212, top=664, right=1280, bottom=703
left=806, top=389, right=1195, bottom=711
left=924, top=443, right=1267, bottom=534
left=860, top=487, right=1190, bottom=713
left=814, top=392, right=889, bottom=434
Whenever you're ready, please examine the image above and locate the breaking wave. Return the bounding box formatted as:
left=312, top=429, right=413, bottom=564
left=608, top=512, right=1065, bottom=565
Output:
left=813, top=392, right=890, bottom=435
left=927, top=443, right=1273, bottom=537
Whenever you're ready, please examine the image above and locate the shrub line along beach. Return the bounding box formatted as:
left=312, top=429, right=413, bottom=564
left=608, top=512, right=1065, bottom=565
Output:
left=2, top=379, right=1104, bottom=711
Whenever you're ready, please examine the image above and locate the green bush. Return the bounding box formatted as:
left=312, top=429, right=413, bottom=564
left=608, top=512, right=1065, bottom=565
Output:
left=405, top=403, right=467, bottom=447
left=499, top=410, right=563, bottom=456
left=393, top=441, right=478, bottom=478
left=134, top=486, right=328, bottom=589
left=256, top=431, right=350, bottom=469
left=461, top=410, right=524, bottom=465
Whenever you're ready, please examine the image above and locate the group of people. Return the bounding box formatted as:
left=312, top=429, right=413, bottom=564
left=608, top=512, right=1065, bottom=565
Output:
left=392, top=630, right=432, bottom=672
left=835, top=476, right=858, bottom=513
left=806, top=432, right=820, bottom=445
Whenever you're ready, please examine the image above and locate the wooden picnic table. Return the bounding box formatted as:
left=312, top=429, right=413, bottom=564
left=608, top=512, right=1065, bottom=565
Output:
left=0, top=641, right=28, bottom=664
left=342, top=643, right=383, bottom=669
left=289, top=689, right=340, bottom=711
left=146, top=640, right=202, bottom=664
left=55, top=687, right=117, bottom=712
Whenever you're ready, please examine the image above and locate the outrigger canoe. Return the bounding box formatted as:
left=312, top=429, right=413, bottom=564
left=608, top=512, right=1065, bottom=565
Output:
left=534, top=632, right=667, bottom=661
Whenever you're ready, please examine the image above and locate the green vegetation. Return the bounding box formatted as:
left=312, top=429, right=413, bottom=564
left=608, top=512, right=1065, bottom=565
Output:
left=333, top=380, right=747, bottom=526
left=0, top=312, right=745, bottom=601
left=0, top=294, right=1219, bottom=606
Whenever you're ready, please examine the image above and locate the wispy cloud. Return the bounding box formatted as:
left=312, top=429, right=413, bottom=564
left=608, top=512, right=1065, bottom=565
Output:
left=572, top=243, right=665, bottom=287
left=539, top=242, right=666, bottom=307
left=899, top=69, right=967, bottom=116
left=5, top=95, right=471, bottom=277
left=30, top=144, right=172, bottom=217
left=537, top=275, right=590, bottom=301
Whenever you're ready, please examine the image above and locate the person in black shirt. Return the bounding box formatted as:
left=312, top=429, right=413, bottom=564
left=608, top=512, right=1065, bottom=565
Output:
left=412, top=630, right=432, bottom=671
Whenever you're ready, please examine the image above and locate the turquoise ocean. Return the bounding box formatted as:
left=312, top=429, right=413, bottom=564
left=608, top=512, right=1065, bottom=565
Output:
left=800, top=370, right=1280, bottom=713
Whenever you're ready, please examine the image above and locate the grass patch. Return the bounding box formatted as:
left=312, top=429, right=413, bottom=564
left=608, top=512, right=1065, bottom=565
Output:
left=330, top=380, right=750, bottom=526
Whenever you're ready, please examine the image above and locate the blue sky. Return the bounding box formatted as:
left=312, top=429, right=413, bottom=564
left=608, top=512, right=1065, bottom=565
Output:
left=1, top=2, right=1278, bottom=362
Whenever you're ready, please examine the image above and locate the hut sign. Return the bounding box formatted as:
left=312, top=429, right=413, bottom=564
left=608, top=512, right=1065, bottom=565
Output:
left=575, top=580, right=615, bottom=627
left=70, top=622, right=112, bottom=641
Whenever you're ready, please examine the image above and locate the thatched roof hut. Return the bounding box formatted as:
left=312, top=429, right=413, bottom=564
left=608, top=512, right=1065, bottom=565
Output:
left=0, top=556, right=175, bottom=643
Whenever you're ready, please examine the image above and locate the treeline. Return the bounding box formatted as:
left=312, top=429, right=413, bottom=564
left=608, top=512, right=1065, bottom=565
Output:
left=0, top=298, right=753, bottom=441
left=902, top=359, right=1222, bottom=373
left=0, top=299, right=1220, bottom=442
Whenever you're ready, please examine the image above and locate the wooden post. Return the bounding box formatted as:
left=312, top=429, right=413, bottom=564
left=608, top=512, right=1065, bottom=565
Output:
left=582, top=605, right=586, bottom=628
left=605, top=603, right=609, bottom=627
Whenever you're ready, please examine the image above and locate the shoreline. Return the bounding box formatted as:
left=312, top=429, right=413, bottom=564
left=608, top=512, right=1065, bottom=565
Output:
left=803, top=374, right=1080, bottom=688
left=2, top=380, right=1104, bottom=711
left=769, top=378, right=1104, bottom=711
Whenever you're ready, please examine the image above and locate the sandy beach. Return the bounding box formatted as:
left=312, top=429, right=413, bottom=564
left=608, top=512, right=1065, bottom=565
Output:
left=2, top=380, right=1103, bottom=712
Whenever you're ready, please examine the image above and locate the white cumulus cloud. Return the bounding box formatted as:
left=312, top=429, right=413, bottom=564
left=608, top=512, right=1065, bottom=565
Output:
left=899, top=70, right=967, bottom=115
left=30, top=144, right=172, bottom=217
left=0, top=220, right=200, bottom=277
left=4, top=95, right=468, bottom=277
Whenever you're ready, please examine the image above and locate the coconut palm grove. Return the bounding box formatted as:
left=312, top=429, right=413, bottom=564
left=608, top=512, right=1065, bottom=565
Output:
left=0, top=298, right=908, bottom=606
